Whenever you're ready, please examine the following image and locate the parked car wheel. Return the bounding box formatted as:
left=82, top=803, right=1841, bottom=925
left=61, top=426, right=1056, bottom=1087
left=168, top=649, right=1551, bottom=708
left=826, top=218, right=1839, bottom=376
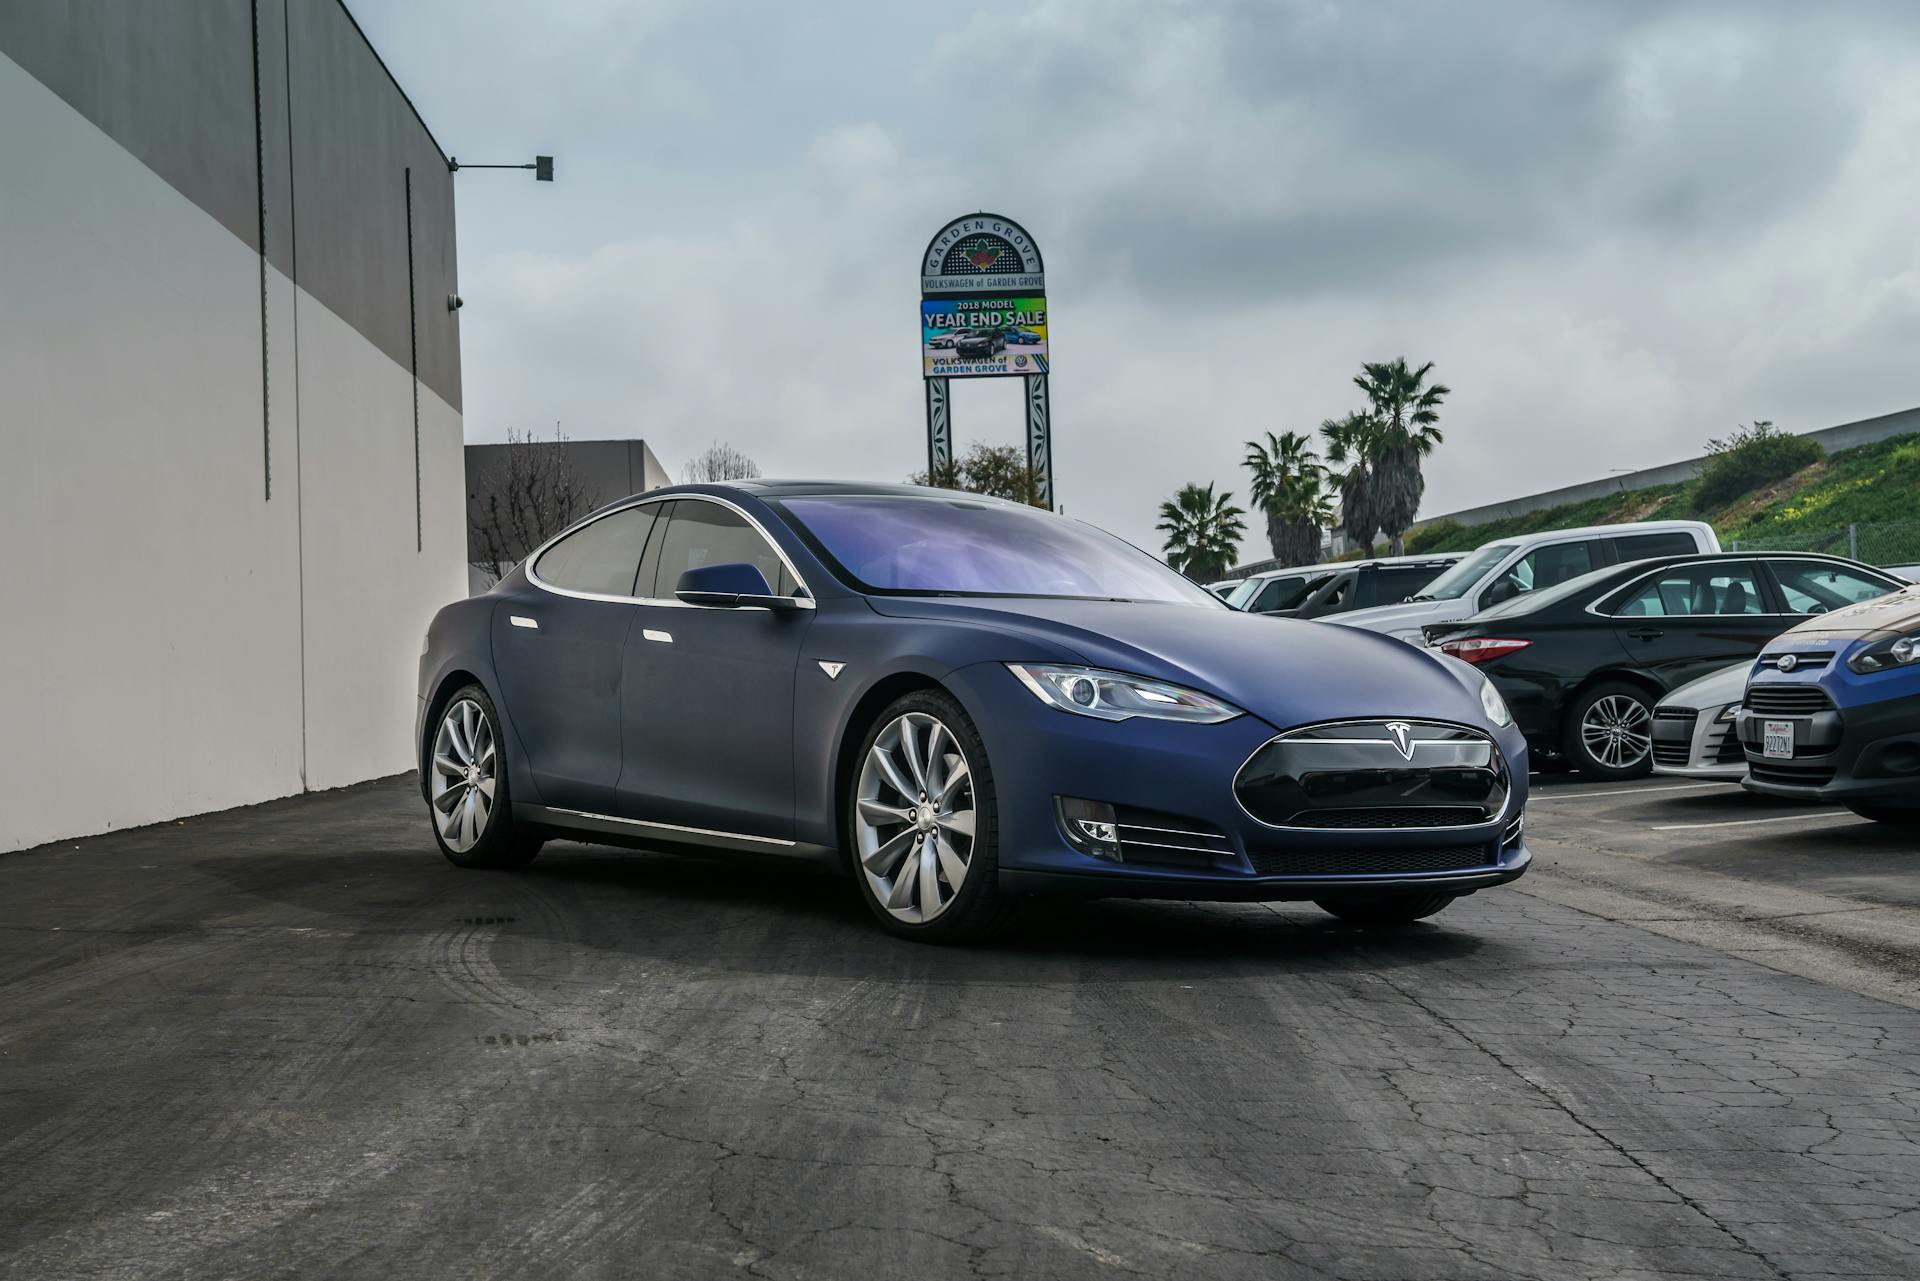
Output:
left=846, top=690, right=1012, bottom=943
left=1314, top=892, right=1456, bottom=927
left=1845, top=804, right=1920, bottom=827
left=427, top=684, right=543, bottom=869
left=1563, top=681, right=1656, bottom=780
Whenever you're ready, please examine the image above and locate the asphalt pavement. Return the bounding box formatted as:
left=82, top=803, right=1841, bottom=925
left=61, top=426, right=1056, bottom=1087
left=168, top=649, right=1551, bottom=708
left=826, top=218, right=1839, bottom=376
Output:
left=3, top=774, right=1917, bottom=1280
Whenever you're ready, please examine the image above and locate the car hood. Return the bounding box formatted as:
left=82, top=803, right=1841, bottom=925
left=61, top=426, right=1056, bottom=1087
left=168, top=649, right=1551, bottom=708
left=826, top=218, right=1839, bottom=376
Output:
left=1327, top=598, right=1457, bottom=633
left=1661, top=661, right=1749, bottom=710
left=1775, top=584, right=1920, bottom=644
left=869, top=596, right=1493, bottom=729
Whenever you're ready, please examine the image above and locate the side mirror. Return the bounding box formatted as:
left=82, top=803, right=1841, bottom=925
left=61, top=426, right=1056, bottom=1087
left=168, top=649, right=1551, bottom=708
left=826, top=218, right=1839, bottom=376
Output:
left=675, top=563, right=805, bottom=611
left=1482, top=580, right=1518, bottom=607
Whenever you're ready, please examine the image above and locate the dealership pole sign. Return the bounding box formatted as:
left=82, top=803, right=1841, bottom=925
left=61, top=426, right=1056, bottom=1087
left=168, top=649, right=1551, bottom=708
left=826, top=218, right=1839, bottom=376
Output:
left=919, top=213, right=1053, bottom=509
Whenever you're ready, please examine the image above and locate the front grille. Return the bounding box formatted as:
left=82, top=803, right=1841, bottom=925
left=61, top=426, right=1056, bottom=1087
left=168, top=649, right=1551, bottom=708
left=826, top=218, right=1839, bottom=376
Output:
left=1284, top=806, right=1489, bottom=829
left=1236, top=721, right=1509, bottom=829
left=1744, top=686, right=1833, bottom=716
left=1760, top=651, right=1835, bottom=671
left=1113, top=805, right=1228, bottom=869
left=1247, top=842, right=1498, bottom=878
left=1654, top=708, right=1699, bottom=722
left=1652, top=742, right=1693, bottom=767
left=1747, top=760, right=1837, bottom=787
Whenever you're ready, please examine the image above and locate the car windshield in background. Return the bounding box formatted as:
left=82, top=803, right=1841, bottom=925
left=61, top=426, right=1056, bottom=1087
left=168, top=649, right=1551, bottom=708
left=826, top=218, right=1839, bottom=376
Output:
left=1224, top=579, right=1264, bottom=608
left=774, top=495, right=1221, bottom=605
left=1413, top=544, right=1516, bottom=600
left=1474, top=564, right=1621, bottom=619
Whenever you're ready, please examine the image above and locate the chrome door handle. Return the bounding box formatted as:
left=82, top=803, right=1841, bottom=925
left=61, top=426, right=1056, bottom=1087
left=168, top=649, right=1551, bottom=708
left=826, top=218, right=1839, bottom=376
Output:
left=642, top=629, right=673, bottom=644
left=510, top=615, right=539, bottom=630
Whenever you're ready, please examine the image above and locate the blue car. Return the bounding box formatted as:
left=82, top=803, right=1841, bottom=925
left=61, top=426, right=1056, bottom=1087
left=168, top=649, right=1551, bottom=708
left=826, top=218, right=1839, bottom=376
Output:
left=1739, top=584, right=1920, bottom=825
left=416, top=483, right=1531, bottom=940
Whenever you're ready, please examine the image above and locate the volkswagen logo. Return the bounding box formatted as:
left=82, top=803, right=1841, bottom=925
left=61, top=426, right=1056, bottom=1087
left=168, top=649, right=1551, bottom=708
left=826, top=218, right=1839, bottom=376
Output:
left=1384, top=721, right=1417, bottom=761
left=1776, top=653, right=1798, bottom=672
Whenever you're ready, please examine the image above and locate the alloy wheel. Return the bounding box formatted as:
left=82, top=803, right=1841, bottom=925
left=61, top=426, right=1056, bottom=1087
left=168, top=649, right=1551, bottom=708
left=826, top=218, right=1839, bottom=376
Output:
left=1580, top=694, right=1651, bottom=770
left=854, top=712, right=976, bottom=924
left=430, top=698, right=496, bottom=853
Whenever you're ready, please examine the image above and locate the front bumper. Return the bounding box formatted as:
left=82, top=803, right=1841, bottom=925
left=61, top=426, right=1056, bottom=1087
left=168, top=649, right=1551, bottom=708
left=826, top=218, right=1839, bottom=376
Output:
left=1737, top=687, right=1920, bottom=804
left=1651, top=703, right=1746, bottom=779
left=944, top=663, right=1532, bottom=903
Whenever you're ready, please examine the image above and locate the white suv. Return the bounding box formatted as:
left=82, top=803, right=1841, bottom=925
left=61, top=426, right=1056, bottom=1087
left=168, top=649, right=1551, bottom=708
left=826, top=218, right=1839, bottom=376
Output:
left=1330, top=520, right=1720, bottom=643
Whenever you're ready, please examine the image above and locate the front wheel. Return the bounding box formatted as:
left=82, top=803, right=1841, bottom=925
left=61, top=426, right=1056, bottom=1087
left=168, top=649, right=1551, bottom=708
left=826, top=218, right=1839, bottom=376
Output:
left=1563, top=681, right=1656, bottom=780
left=427, top=684, right=543, bottom=869
left=846, top=690, right=1012, bottom=943
left=1846, top=804, right=1920, bottom=827
left=1314, top=893, right=1457, bottom=927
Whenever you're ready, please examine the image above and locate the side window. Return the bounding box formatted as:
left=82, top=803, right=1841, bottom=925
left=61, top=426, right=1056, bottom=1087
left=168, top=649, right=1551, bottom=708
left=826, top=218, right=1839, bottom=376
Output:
left=1487, top=541, right=1595, bottom=603
left=647, top=500, right=796, bottom=600
left=1371, top=565, right=1437, bottom=605
left=1611, top=564, right=1765, bottom=617
left=1304, top=571, right=1356, bottom=615
left=1610, top=532, right=1701, bottom=562
left=532, top=505, right=657, bottom=597
left=1770, top=561, right=1895, bottom=614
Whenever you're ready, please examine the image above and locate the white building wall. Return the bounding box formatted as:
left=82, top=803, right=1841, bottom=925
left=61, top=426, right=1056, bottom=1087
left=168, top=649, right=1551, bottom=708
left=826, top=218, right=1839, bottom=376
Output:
left=0, top=51, right=462, bottom=851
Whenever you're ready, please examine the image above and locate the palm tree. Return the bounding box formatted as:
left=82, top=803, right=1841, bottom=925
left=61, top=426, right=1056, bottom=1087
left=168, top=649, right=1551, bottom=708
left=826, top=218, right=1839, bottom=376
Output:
left=1244, top=431, right=1333, bottom=566
left=1156, top=483, right=1247, bottom=582
left=1353, top=358, right=1448, bottom=555
left=1322, top=412, right=1381, bottom=558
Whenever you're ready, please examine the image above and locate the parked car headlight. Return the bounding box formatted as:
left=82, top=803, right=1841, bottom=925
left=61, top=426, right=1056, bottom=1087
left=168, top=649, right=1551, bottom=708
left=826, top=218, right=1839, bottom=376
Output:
left=1847, top=632, right=1920, bottom=674
left=1477, top=675, right=1514, bottom=728
left=1716, top=702, right=1740, bottom=722
left=1006, top=664, right=1242, bottom=724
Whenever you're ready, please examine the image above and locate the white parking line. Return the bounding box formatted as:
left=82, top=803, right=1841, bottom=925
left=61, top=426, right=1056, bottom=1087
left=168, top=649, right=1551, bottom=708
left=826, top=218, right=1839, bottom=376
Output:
left=1650, top=812, right=1866, bottom=832
left=1530, top=782, right=1730, bottom=801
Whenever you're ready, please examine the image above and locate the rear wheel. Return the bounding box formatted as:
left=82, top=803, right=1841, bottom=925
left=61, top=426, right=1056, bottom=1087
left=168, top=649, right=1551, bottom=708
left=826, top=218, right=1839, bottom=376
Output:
left=1563, top=681, right=1656, bottom=780
left=1315, top=893, right=1457, bottom=927
left=427, top=684, right=543, bottom=870
left=846, top=690, right=1012, bottom=943
left=1845, top=804, right=1920, bottom=827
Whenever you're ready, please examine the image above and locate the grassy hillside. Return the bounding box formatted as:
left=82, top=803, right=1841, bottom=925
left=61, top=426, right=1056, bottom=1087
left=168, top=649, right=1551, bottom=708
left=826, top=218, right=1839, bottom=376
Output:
left=1407, top=432, right=1920, bottom=562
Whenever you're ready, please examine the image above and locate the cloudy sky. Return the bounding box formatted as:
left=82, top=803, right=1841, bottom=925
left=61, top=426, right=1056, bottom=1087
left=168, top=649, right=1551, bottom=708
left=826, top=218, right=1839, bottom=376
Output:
left=356, top=1, right=1920, bottom=561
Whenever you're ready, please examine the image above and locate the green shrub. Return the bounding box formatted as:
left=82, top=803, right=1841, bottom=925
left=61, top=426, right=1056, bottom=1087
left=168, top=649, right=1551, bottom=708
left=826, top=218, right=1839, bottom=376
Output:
left=1692, top=421, right=1822, bottom=510
left=1405, top=520, right=1465, bottom=553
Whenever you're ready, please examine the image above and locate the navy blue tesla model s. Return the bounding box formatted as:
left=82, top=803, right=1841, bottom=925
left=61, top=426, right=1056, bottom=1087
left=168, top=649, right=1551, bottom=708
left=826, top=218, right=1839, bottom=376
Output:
left=417, top=482, right=1530, bottom=941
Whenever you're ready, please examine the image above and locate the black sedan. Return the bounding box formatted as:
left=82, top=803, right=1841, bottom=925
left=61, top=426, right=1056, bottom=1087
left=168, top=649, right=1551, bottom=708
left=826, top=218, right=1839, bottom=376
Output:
left=1425, top=552, right=1905, bottom=779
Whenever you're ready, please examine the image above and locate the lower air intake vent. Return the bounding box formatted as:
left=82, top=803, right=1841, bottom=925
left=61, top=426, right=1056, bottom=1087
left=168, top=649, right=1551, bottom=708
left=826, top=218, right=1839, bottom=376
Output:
left=1247, top=843, right=1498, bottom=877
left=1113, top=806, right=1229, bottom=869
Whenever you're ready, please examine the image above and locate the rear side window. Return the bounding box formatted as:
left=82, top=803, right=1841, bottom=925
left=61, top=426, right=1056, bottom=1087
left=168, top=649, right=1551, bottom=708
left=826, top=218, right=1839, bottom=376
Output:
left=1370, top=565, right=1441, bottom=605
left=1770, top=561, right=1895, bottom=613
left=1610, top=531, right=1701, bottom=562
left=533, top=505, right=658, bottom=597
left=643, top=500, right=796, bottom=598
left=1487, top=541, right=1595, bottom=600
left=1611, top=564, right=1765, bottom=617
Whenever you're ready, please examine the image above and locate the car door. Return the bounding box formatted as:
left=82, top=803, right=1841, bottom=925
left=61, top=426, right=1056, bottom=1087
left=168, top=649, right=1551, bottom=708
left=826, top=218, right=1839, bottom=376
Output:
left=491, top=503, right=660, bottom=812
left=1606, top=558, right=1781, bottom=690
left=1477, top=538, right=1599, bottom=611
left=617, top=497, right=815, bottom=840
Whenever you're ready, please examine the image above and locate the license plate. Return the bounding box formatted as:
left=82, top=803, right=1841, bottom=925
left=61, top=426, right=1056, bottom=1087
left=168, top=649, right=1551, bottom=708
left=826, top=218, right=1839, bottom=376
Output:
left=1763, top=720, right=1795, bottom=759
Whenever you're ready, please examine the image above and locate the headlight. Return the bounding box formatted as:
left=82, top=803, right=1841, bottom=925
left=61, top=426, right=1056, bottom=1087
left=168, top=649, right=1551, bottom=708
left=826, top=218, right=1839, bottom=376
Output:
left=1006, top=664, right=1242, bottom=724
left=1716, top=702, right=1740, bottom=722
left=1478, top=675, right=1514, bottom=728
left=1848, top=631, right=1920, bottom=674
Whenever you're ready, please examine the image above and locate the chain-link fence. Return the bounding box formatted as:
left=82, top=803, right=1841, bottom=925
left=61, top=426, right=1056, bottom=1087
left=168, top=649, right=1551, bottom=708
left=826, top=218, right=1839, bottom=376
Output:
left=1728, top=519, right=1920, bottom=571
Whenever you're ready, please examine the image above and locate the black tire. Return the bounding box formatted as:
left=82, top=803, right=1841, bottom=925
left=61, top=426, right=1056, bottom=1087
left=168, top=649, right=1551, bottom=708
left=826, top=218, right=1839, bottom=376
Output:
left=1561, top=680, right=1657, bottom=781
left=1314, top=892, right=1457, bottom=927
left=844, top=689, right=1014, bottom=943
left=425, top=683, right=544, bottom=870
left=1845, top=804, right=1920, bottom=827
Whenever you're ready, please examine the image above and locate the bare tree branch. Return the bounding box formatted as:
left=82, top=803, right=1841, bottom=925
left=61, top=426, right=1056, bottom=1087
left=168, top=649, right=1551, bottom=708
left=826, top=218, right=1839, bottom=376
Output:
left=469, top=425, right=598, bottom=581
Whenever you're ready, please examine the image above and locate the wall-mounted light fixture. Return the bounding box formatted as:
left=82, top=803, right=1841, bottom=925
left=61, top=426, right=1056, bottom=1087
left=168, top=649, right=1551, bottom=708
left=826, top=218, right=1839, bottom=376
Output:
left=448, top=155, right=554, bottom=181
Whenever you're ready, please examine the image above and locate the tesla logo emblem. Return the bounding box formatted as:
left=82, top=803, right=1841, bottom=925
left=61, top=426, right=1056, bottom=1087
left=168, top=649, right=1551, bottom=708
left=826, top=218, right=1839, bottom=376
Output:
left=1384, top=722, right=1417, bottom=760
left=1776, top=654, right=1798, bottom=672
left=818, top=661, right=846, bottom=680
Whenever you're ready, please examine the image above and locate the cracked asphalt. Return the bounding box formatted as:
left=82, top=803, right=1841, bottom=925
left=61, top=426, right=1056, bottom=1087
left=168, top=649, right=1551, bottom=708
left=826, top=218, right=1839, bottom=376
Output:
left=3, top=774, right=1918, bottom=1279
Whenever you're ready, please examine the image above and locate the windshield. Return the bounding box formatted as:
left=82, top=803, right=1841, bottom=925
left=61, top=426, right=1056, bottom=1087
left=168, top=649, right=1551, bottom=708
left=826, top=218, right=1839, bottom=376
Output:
left=1225, top=579, right=1265, bottom=608
left=773, top=495, right=1222, bottom=606
left=1413, top=543, right=1516, bottom=600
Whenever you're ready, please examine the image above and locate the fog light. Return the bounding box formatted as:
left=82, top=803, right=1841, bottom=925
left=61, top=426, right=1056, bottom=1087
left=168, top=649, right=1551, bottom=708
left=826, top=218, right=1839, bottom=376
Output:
left=1057, top=796, right=1121, bottom=861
